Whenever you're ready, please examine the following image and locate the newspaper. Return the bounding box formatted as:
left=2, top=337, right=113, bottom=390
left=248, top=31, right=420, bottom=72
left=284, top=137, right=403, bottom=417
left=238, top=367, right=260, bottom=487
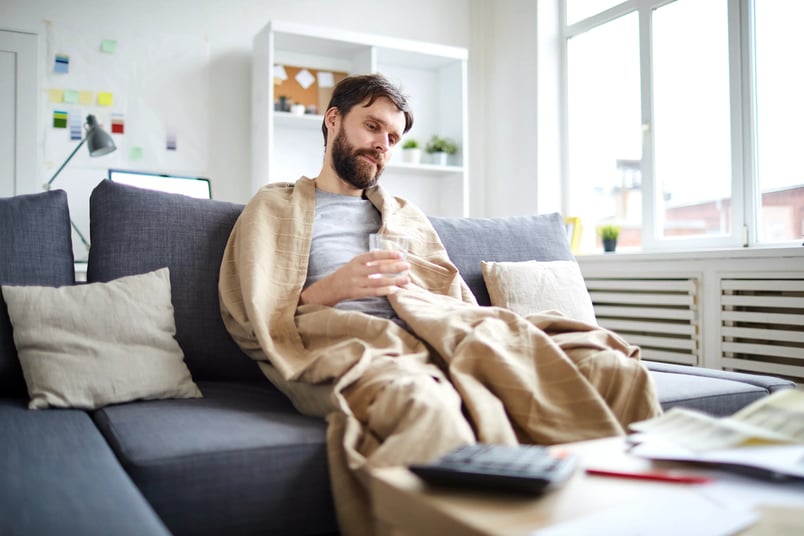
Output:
left=628, top=389, right=804, bottom=479
left=630, top=389, right=804, bottom=452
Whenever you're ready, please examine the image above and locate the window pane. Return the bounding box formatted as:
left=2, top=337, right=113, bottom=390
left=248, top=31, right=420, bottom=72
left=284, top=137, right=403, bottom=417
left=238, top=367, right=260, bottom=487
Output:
left=755, top=0, right=804, bottom=243
left=567, top=13, right=641, bottom=252
left=566, top=0, right=623, bottom=25
left=652, top=0, right=731, bottom=239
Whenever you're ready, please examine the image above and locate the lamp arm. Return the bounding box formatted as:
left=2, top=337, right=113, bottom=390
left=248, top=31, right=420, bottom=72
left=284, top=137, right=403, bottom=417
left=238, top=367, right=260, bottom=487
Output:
left=69, top=219, right=91, bottom=251
left=45, top=136, right=87, bottom=190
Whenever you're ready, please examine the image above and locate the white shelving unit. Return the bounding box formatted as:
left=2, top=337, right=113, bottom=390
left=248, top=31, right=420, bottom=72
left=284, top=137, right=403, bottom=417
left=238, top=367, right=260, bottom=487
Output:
left=252, top=21, right=469, bottom=217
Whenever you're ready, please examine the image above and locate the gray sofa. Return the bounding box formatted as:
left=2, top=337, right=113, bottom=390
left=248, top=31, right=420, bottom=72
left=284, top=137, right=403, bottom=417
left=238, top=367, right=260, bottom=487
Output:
left=0, top=180, right=795, bottom=536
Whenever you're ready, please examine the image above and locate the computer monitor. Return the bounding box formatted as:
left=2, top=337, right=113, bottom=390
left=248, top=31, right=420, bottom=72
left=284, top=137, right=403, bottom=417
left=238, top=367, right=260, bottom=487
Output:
left=108, top=169, right=212, bottom=199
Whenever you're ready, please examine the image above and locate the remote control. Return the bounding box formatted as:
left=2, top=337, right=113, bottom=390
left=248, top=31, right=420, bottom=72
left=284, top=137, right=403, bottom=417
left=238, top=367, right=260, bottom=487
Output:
left=409, top=443, right=577, bottom=495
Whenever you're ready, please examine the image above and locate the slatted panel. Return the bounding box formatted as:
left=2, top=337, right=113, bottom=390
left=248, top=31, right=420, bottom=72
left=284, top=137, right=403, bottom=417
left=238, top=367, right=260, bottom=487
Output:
left=587, top=277, right=700, bottom=365
left=720, top=278, right=804, bottom=381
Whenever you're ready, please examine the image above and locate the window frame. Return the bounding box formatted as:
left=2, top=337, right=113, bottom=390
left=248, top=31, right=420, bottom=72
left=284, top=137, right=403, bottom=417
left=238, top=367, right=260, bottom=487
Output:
left=558, top=0, right=793, bottom=252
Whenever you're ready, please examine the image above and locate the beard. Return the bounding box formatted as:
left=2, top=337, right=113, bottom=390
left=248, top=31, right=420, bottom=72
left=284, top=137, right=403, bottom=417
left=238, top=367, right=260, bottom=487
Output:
left=331, top=129, right=385, bottom=190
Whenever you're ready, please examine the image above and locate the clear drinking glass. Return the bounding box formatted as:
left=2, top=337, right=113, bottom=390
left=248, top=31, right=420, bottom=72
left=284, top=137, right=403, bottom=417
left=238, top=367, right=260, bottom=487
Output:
left=369, top=234, right=409, bottom=277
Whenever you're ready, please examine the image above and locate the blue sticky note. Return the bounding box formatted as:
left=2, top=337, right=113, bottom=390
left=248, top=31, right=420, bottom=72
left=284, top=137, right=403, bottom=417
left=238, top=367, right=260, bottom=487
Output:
left=54, top=54, right=69, bottom=74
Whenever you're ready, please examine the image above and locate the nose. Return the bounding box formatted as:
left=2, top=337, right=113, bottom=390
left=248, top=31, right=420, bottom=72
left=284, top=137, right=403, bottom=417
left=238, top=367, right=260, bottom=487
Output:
left=374, top=134, right=391, bottom=153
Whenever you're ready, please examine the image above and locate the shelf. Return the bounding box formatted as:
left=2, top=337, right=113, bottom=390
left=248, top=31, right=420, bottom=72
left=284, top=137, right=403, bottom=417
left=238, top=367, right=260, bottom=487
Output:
left=254, top=20, right=469, bottom=216
left=274, top=111, right=324, bottom=128
left=386, top=162, right=463, bottom=175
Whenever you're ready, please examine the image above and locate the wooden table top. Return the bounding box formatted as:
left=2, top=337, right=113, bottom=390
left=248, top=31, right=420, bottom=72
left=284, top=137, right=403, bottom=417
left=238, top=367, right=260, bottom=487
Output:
left=371, top=436, right=804, bottom=536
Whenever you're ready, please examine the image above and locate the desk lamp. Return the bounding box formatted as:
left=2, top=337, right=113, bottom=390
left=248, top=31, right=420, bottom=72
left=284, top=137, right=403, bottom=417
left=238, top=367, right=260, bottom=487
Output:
left=44, top=114, right=116, bottom=250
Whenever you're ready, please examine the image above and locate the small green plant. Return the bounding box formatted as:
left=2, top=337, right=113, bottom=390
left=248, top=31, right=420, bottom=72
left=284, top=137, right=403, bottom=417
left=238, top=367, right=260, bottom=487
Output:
left=598, top=224, right=620, bottom=241
left=402, top=139, right=420, bottom=150
left=425, top=135, right=457, bottom=155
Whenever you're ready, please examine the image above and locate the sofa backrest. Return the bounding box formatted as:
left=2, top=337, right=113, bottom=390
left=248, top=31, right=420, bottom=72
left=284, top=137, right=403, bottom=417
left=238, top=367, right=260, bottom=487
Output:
left=87, top=180, right=263, bottom=382
left=87, top=181, right=574, bottom=381
left=429, top=213, right=574, bottom=306
left=0, top=190, right=76, bottom=396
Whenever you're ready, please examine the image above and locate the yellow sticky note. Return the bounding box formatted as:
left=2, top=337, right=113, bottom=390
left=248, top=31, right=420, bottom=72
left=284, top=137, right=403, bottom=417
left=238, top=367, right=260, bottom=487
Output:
left=128, top=146, right=144, bottom=160
left=97, top=92, right=113, bottom=106
left=79, top=91, right=93, bottom=105
left=48, top=89, right=64, bottom=103
left=63, top=89, right=79, bottom=104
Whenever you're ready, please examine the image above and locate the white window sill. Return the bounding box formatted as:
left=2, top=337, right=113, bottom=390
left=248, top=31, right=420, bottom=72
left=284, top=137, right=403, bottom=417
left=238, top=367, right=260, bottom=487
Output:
left=576, top=245, right=804, bottom=264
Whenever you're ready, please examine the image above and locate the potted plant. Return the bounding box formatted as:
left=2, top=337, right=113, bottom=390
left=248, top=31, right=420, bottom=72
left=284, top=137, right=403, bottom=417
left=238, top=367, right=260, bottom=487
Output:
left=425, top=135, right=457, bottom=166
left=401, top=138, right=422, bottom=164
left=598, top=224, right=620, bottom=252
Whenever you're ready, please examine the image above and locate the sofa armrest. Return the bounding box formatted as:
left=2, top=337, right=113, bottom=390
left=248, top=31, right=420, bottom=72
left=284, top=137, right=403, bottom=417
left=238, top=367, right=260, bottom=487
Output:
left=643, top=360, right=796, bottom=394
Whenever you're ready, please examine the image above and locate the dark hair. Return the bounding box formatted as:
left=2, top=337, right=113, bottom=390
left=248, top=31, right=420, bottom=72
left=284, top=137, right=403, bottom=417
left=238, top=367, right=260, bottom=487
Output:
left=321, top=73, right=414, bottom=145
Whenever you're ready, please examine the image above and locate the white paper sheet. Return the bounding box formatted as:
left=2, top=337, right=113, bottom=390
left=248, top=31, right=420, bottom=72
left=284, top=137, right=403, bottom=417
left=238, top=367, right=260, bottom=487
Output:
left=530, top=490, right=758, bottom=536
left=630, top=439, right=804, bottom=479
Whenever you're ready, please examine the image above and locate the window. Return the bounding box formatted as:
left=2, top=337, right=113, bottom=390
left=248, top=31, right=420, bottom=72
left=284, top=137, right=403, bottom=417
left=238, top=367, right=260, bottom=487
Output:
left=563, top=0, right=803, bottom=252
left=754, top=1, right=804, bottom=242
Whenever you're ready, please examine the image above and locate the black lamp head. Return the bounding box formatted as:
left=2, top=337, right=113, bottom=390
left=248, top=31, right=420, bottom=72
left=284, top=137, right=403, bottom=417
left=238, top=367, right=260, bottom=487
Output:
left=85, top=114, right=116, bottom=157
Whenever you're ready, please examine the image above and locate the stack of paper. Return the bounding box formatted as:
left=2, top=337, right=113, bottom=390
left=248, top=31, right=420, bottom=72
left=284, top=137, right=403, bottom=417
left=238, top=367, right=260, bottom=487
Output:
left=629, top=389, right=804, bottom=479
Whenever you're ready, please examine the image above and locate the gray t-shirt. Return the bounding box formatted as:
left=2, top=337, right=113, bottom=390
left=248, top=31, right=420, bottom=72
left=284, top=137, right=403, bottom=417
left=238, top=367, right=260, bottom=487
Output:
left=305, top=189, right=400, bottom=322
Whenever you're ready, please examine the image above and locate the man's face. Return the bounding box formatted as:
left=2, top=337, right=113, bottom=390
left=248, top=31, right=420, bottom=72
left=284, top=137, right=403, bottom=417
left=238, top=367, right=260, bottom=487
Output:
left=329, top=97, right=406, bottom=190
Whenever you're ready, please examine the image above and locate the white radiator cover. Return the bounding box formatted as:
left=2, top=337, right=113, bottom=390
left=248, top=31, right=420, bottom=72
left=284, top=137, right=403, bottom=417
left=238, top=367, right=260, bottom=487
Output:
left=577, top=247, right=804, bottom=383
left=720, top=278, right=804, bottom=378
left=586, top=277, right=700, bottom=366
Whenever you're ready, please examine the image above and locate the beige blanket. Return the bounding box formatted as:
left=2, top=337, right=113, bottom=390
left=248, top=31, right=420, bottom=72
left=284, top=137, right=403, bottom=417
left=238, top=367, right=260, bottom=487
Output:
left=219, top=177, right=662, bottom=535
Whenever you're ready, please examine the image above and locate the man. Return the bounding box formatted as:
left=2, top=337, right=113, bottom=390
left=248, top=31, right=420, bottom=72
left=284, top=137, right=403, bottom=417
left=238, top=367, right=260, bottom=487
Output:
left=219, top=74, right=661, bottom=535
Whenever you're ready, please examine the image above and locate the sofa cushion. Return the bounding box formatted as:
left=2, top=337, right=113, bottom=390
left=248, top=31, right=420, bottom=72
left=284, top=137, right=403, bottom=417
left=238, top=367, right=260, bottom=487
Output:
left=92, top=380, right=336, bottom=536
left=644, top=360, right=796, bottom=394
left=0, top=399, right=170, bottom=536
left=430, top=212, right=574, bottom=305
left=0, top=190, right=75, bottom=398
left=648, top=370, right=770, bottom=417
left=481, top=259, right=597, bottom=324
left=87, top=180, right=262, bottom=382
left=3, top=268, right=201, bottom=409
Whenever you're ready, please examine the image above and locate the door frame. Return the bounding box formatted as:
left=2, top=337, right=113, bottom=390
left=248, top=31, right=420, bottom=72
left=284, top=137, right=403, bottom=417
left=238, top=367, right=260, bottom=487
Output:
left=0, top=29, right=38, bottom=196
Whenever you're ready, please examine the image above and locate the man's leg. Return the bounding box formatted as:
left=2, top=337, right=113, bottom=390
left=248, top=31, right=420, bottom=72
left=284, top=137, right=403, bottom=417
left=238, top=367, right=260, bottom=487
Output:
left=342, top=354, right=476, bottom=467
left=389, top=288, right=661, bottom=445
left=541, top=327, right=663, bottom=429
left=327, top=354, right=476, bottom=536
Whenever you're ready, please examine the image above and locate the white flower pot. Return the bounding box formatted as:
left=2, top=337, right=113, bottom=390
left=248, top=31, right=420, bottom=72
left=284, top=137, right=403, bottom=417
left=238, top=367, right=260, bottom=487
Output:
left=431, top=152, right=449, bottom=166
left=402, top=148, right=422, bottom=164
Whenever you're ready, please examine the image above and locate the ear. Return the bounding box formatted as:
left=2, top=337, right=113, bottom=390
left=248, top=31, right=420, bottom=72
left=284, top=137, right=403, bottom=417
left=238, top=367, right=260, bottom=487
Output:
left=324, top=107, right=339, bottom=130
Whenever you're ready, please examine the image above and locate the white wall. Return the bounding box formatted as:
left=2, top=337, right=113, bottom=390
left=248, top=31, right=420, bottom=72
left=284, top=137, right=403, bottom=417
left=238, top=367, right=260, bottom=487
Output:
left=469, top=0, right=541, bottom=217
left=2, top=0, right=546, bottom=241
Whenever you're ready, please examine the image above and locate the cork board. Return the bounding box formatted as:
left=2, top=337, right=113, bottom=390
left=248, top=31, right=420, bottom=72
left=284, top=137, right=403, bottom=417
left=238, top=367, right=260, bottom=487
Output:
left=274, top=64, right=349, bottom=114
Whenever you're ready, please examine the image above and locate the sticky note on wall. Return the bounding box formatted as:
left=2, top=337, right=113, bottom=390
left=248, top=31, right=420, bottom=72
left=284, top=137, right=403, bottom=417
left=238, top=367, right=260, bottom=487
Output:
left=100, top=39, right=117, bottom=53
left=295, top=68, right=315, bottom=90
left=63, top=89, right=79, bottom=104
left=69, top=113, right=82, bottom=140
left=111, top=114, right=125, bottom=134
left=53, top=110, right=68, bottom=128
left=317, top=71, right=335, bottom=88
left=79, top=91, right=93, bottom=105
left=48, top=89, right=64, bottom=103
left=97, top=92, right=113, bottom=106
left=54, top=54, right=69, bottom=74
left=128, top=146, right=144, bottom=160
left=274, top=64, right=288, bottom=82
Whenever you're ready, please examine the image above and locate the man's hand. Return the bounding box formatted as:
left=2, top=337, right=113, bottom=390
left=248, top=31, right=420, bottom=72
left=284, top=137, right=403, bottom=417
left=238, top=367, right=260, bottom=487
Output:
left=299, top=250, right=410, bottom=307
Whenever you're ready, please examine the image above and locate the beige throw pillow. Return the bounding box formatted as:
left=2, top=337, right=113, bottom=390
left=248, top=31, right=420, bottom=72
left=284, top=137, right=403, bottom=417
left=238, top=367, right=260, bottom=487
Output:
left=2, top=267, right=202, bottom=409
left=481, top=260, right=597, bottom=325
